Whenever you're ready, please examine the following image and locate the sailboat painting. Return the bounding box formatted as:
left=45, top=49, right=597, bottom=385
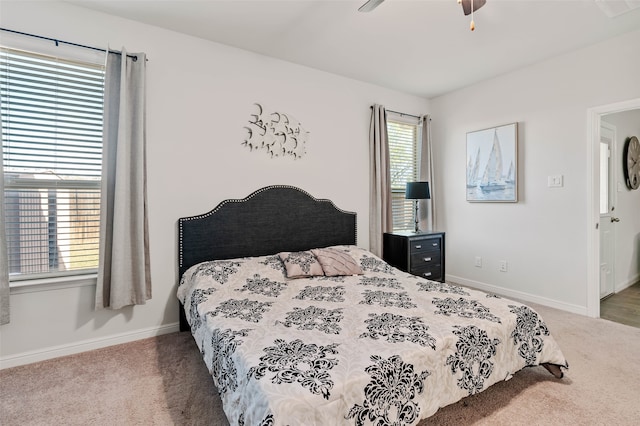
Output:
left=466, top=122, right=518, bottom=202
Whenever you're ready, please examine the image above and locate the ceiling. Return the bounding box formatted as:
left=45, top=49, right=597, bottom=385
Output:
left=67, top=0, right=640, bottom=98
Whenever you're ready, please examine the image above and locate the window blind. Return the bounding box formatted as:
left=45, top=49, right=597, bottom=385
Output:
left=387, top=119, right=418, bottom=231
left=1, top=47, right=105, bottom=280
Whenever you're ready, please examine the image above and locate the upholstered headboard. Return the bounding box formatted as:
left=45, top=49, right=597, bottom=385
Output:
left=177, top=185, right=357, bottom=278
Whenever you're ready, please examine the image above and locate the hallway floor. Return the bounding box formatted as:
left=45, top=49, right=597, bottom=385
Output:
left=600, top=281, right=640, bottom=329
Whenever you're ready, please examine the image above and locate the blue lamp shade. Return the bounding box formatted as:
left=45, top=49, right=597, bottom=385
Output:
left=405, top=181, right=431, bottom=200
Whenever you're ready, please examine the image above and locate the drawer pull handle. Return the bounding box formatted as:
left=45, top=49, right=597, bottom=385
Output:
left=432, top=243, right=438, bottom=246
left=415, top=244, right=422, bottom=249
left=423, top=257, right=432, bottom=262
left=423, top=272, right=432, bottom=277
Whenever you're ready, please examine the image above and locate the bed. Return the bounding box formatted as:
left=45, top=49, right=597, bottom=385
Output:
left=177, top=185, right=567, bottom=425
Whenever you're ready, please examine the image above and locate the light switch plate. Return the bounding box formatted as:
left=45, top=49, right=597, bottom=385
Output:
left=548, top=175, right=563, bottom=188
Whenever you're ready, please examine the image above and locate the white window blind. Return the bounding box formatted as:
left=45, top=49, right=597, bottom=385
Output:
left=1, top=47, right=105, bottom=280
left=387, top=119, right=419, bottom=231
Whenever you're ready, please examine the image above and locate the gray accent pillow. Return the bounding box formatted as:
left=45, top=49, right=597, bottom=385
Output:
left=311, top=247, right=363, bottom=276
left=278, top=251, right=324, bottom=278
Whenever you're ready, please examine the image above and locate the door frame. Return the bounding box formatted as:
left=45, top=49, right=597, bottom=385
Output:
left=587, top=97, right=640, bottom=317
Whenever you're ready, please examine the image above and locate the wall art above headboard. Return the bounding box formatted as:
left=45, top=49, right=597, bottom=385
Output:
left=242, top=103, right=310, bottom=159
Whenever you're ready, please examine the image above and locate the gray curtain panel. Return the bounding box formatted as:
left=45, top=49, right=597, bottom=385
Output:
left=419, top=115, right=436, bottom=231
left=0, top=126, right=9, bottom=325
left=369, top=105, right=392, bottom=257
left=96, top=49, right=151, bottom=310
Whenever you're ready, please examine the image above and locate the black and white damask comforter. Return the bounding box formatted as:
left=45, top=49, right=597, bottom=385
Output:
left=177, top=245, right=567, bottom=425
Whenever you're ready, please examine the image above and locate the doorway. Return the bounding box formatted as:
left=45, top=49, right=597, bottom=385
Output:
left=587, top=98, right=640, bottom=318
left=599, top=121, right=616, bottom=299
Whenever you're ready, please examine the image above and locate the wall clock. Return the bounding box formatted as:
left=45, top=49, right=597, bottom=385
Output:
left=623, top=135, right=640, bottom=190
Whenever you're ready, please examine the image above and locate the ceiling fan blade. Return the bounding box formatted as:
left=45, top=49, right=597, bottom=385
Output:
left=461, top=0, right=487, bottom=16
left=359, top=0, right=385, bottom=13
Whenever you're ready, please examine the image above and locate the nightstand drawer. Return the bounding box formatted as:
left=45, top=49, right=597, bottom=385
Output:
left=410, top=251, right=441, bottom=268
left=411, top=265, right=442, bottom=281
left=409, top=238, right=441, bottom=253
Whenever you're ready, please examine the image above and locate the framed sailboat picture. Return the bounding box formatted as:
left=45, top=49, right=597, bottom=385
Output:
left=466, top=122, right=518, bottom=202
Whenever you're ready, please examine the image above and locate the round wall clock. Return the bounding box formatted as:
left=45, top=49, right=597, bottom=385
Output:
left=623, top=135, right=640, bottom=190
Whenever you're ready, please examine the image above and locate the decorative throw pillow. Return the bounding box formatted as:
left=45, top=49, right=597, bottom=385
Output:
left=278, top=251, right=324, bottom=278
left=311, top=247, right=363, bottom=276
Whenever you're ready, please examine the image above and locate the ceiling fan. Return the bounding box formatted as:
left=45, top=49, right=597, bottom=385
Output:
left=359, top=0, right=487, bottom=30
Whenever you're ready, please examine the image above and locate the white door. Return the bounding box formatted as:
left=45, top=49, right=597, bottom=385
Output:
left=599, top=122, right=617, bottom=299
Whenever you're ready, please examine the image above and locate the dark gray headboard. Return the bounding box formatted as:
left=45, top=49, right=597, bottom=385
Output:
left=178, top=185, right=357, bottom=277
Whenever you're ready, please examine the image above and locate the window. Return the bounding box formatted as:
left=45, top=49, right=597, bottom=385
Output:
left=387, top=118, right=420, bottom=231
left=1, top=47, right=105, bottom=281
left=599, top=142, right=609, bottom=215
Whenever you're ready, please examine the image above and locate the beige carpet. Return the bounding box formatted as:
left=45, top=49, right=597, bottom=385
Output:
left=2, top=303, right=640, bottom=425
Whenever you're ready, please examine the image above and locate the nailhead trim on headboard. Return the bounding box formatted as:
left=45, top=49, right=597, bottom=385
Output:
left=177, top=185, right=357, bottom=275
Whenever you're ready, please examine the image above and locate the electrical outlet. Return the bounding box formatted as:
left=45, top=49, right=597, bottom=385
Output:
left=475, top=256, right=482, bottom=267
left=499, top=260, right=508, bottom=272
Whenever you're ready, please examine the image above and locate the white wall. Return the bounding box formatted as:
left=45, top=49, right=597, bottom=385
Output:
left=0, top=1, right=429, bottom=366
left=602, top=110, right=640, bottom=290
left=431, top=29, right=640, bottom=314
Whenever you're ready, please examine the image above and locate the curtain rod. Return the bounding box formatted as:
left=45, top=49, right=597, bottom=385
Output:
left=387, top=109, right=422, bottom=119
left=370, top=105, right=426, bottom=120
left=0, top=27, right=142, bottom=61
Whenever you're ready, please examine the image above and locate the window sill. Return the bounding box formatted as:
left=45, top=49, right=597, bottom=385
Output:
left=10, top=274, right=97, bottom=295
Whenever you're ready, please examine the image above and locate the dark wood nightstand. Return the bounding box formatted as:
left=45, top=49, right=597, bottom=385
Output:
left=383, top=231, right=445, bottom=282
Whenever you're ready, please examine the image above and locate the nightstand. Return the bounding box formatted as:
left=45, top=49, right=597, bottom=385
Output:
left=383, top=231, right=445, bottom=282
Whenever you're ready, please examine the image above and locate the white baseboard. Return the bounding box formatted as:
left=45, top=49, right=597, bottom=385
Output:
left=446, top=274, right=588, bottom=316
left=615, top=274, right=640, bottom=293
left=0, top=322, right=180, bottom=370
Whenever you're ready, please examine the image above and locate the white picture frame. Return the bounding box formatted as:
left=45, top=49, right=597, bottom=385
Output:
left=466, top=122, right=518, bottom=202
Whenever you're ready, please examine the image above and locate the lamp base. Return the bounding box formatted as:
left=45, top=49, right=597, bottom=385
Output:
left=414, top=200, right=420, bottom=233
